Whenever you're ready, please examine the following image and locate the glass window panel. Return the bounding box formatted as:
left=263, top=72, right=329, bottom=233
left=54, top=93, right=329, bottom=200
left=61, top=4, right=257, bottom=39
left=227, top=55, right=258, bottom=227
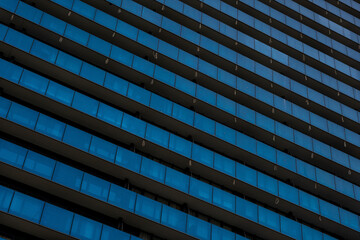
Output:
left=174, top=75, right=195, bottom=96
left=52, top=162, right=83, bottom=190
left=0, top=23, right=7, bottom=41
left=94, top=10, right=116, bottom=30
left=161, top=18, right=181, bottom=35
left=302, top=224, right=323, bottom=240
left=108, top=184, right=136, bottom=212
left=258, top=206, right=280, bottom=231
left=236, top=104, right=255, bottom=124
left=72, top=92, right=99, bottom=116
left=132, top=56, right=155, bottom=77
left=161, top=205, right=187, bottom=232
left=56, top=51, right=83, bottom=74
left=15, top=1, right=43, bottom=24
left=127, top=83, right=151, bottom=106
left=121, top=114, right=146, bottom=138
left=101, top=225, right=130, bottom=240
left=104, top=73, right=128, bottom=96
left=135, top=194, right=162, bottom=222
left=189, top=178, right=212, bottom=203
left=64, top=24, right=90, bottom=46
left=4, top=28, right=33, bottom=52
left=165, top=167, right=189, bottom=193
left=0, top=138, right=27, bottom=168
left=236, top=197, right=258, bottom=222
left=0, top=185, right=14, bottom=212
left=115, top=147, right=141, bottom=173
left=140, top=157, right=166, bottom=183
left=319, top=199, right=340, bottom=223
left=0, top=95, right=11, bottom=118
left=19, top=70, right=49, bottom=94
left=216, top=94, right=236, bottom=115
left=145, top=124, right=170, bottom=148
left=121, top=0, right=142, bottom=15
left=178, top=49, right=198, bottom=69
left=258, top=172, right=278, bottom=195
left=0, top=58, right=23, bottom=83
left=168, top=134, right=192, bottom=158
left=299, top=190, right=319, bottom=214
left=30, top=40, right=59, bottom=64
left=180, top=27, right=200, bottom=45
left=256, top=112, right=274, bottom=133
left=71, top=214, right=102, bottom=240
left=313, top=139, right=331, bottom=160
left=96, top=103, right=123, bottom=127
left=63, top=125, right=92, bottom=151
left=40, top=13, right=66, bottom=35
left=335, top=176, right=354, bottom=198
left=137, top=31, right=158, bottom=50
left=35, top=113, right=66, bottom=140
left=89, top=136, right=117, bottom=162
left=9, top=192, right=44, bottom=223
left=316, top=168, right=335, bottom=189
left=154, top=65, right=176, bottom=86
left=194, top=113, right=215, bottom=135
left=7, top=102, right=39, bottom=129
left=211, top=224, right=235, bottom=240
left=236, top=163, right=257, bottom=186
left=280, top=216, right=301, bottom=240
left=81, top=173, right=110, bottom=202
left=72, top=0, right=96, bottom=19
left=279, top=182, right=299, bottom=205
left=41, top=204, right=73, bottom=234
left=150, top=94, right=173, bottom=116
left=80, top=62, right=106, bottom=86
left=116, top=20, right=138, bottom=40
left=237, top=77, right=255, bottom=96
left=23, top=151, right=55, bottom=179
left=215, top=123, right=236, bottom=145
left=277, top=151, right=296, bottom=172
left=213, top=187, right=235, bottom=212
left=339, top=208, right=360, bottom=231
left=186, top=215, right=211, bottom=240
left=110, top=45, right=133, bottom=67
left=214, top=153, right=235, bottom=177
left=294, top=131, right=313, bottom=151
left=218, top=69, right=236, bottom=88
left=46, top=81, right=75, bottom=106
left=275, top=122, right=294, bottom=142
left=296, top=160, right=316, bottom=181
left=192, top=144, right=214, bottom=167
left=200, top=36, right=219, bottom=54
left=198, top=59, right=217, bottom=79
left=256, top=141, right=276, bottom=163
left=172, top=103, right=194, bottom=126
left=331, top=147, right=349, bottom=167
left=196, top=85, right=216, bottom=106
left=0, top=0, right=19, bottom=12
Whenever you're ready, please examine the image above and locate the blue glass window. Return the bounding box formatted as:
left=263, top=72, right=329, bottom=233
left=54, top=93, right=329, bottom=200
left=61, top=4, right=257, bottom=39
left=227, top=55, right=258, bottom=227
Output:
left=41, top=204, right=74, bottom=234
left=64, top=25, right=90, bottom=45
left=108, top=184, right=137, bottom=212
left=278, top=182, right=299, bottom=205
left=161, top=205, right=187, bottom=232
left=299, top=191, right=319, bottom=214
left=9, top=192, right=44, bottom=223
left=0, top=185, right=14, bottom=212
left=45, top=81, right=73, bottom=107
left=96, top=103, right=123, bottom=127
left=319, top=200, right=340, bottom=223
left=168, top=134, right=192, bottom=158
left=236, top=197, right=258, bottom=222
left=72, top=92, right=99, bottom=116
left=0, top=97, right=11, bottom=117
left=35, top=114, right=66, bottom=140
left=280, top=216, right=301, bottom=239
left=0, top=59, right=23, bottom=83
left=189, top=178, right=212, bottom=203
left=186, top=215, right=211, bottom=240
left=0, top=0, right=19, bottom=12
left=127, top=84, right=150, bottom=106
left=5, top=28, right=33, bottom=52
left=87, top=35, right=112, bottom=57
left=19, top=70, right=49, bottom=94
left=174, top=75, right=195, bottom=96
left=101, top=225, right=130, bottom=240
left=316, top=168, right=335, bottom=189
left=196, top=85, right=216, bottom=106
left=7, top=102, right=39, bottom=130
left=121, top=114, right=146, bottom=138
left=256, top=141, right=276, bottom=163
left=212, top=187, right=235, bottom=212
left=165, top=167, right=189, bottom=193
left=194, top=113, right=215, bottom=135
left=89, top=136, right=117, bottom=162
left=63, top=125, right=92, bottom=151
left=150, top=94, right=173, bottom=116
left=191, top=144, right=214, bottom=167
left=116, top=20, right=138, bottom=40
left=0, top=139, right=27, bottom=168
left=172, top=103, right=194, bottom=126
left=145, top=124, right=170, bottom=148
left=94, top=10, right=117, bottom=30
left=40, top=13, right=66, bottom=35
left=72, top=0, right=96, bottom=19
left=115, top=147, right=141, bottom=173
left=215, top=123, right=236, bottom=145
left=296, top=160, right=316, bottom=181
left=104, top=73, right=129, bottom=96
left=140, top=157, right=166, bottom=183
left=258, top=172, right=278, bottom=195
left=23, top=151, right=55, bottom=179
left=236, top=163, right=257, bottom=186
left=52, top=162, right=83, bottom=190
left=80, top=62, right=106, bottom=86
left=212, top=224, right=235, bottom=240
left=30, top=40, right=59, bottom=64
left=110, top=46, right=134, bottom=67
left=154, top=66, right=176, bottom=86
left=135, top=195, right=162, bottom=222
left=132, top=56, right=155, bottom=77
left=81, top=173, right=110, bottom=202
left=71, top=214, right=102, bottom=240
left=302, top=224, right=323, bottom=240
left=56, top=51, right=83, bottom=74
left=214, top=153, right=235, bottom=177
left=258, top=206, right=280, bottom=231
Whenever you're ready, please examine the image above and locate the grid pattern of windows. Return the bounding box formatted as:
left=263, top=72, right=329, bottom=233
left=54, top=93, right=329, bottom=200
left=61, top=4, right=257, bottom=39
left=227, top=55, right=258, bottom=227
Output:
left=0, top=0, right=359, bottom=240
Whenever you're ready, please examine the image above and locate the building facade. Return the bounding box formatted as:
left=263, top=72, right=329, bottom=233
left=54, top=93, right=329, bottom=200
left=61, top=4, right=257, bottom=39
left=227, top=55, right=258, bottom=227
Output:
left=0, top=0, right=359, bottom=239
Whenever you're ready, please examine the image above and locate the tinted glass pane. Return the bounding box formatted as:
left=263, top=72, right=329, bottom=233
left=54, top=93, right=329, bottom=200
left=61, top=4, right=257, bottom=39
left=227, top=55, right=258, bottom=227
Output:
left=140, top=157, right=166, bottom=183
left=81, top=173, right=110, bottom=202
left=0, top=139, right=27, bottom=168
left=115, top=147, right=141, bottom=173
left=63, top=125, right=92, bottom=151
left=100, top=225, right=130, bottom=240
left=7, top=103, right=39, bottom=129
left=135, top=195, right=162, bottom=222
left=9, top=192, right=44, bottom=223
left=165, top=167, right=189, bottom=193
left=186, top=215, right=211, bottom=240
left=41, top=204, right=73, bottom=234
left=0, top=185, right=14, bottom=212
left=161, top=205, right=187, bottom=232
left=23, top=151, right=56, bottom=179
left=89, top=136, right=117, bottom=162
left=189, top=178, right=212, bottom=203
left=71, top=214, right=102, bottom=240
left=52, top=162, right=83, bottom=190
left=35, top=114, right=66, bottom=140
left=108, top=184, right=136, bottom=212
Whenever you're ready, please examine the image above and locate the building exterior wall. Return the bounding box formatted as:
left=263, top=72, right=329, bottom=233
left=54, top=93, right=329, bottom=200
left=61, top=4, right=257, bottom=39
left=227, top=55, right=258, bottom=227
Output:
left=0, top=0, right=359, bottom=239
